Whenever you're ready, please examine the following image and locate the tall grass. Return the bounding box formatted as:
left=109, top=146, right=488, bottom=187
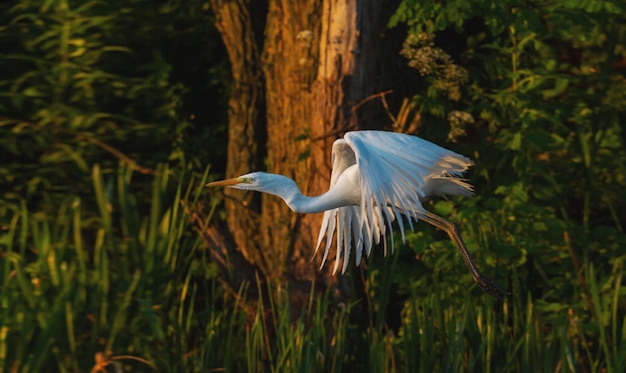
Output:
left=1, top=163, right=624, bottom=372
left=1, top=163, right=210, bottom=371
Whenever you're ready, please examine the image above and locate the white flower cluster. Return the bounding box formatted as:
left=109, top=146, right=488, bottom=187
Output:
left=446, top=110, right=474, bottom=142
left=401, top=33, right=468, bottom=101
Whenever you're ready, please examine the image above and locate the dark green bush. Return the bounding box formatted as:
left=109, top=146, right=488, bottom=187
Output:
left=0, top=0, right=228, bottom=212
left=382, top=0, right=626, bottom=369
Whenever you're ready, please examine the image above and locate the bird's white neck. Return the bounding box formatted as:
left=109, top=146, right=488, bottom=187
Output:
left=261, top=174, right=357, bottom=214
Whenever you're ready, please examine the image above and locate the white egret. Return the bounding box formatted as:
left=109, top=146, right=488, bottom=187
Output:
left=207, top=130, right=506, bottom=299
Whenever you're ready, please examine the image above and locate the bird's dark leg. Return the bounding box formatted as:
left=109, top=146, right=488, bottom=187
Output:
left=420, top=211, right=508, bottom=300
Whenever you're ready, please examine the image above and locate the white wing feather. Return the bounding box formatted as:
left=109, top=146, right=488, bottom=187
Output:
left=315, top=131, right=474, bottom=274
left=314, top=139, right=363, bottom=274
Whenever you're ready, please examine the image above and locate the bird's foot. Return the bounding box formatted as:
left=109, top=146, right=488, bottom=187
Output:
left=476, top=274, right=509, bottom=301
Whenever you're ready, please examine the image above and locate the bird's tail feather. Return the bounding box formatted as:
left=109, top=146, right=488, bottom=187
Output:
left=428, top=177, right=474, bottom=198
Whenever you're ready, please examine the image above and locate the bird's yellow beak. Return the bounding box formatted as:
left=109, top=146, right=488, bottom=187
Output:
left=205, top=178, right=241, bottom=187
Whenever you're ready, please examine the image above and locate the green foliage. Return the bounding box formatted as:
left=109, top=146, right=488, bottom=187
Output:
left=385, top=0, right=626, bottom=371
left=0, top=0, right=228, bottom=212
left=0, top=1, right=230, bottom=371
left=1, top=164, right=211, bottom=371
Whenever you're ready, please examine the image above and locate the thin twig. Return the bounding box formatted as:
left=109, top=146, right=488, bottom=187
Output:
left=309, top=90, right=394, bottom=143
left=351, top=89, right=393, bottom=114
left=380, top=93, right=397, bottom=123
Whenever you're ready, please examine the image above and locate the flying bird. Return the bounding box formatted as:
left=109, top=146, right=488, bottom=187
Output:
left=207, top=130, right=506, bottom=299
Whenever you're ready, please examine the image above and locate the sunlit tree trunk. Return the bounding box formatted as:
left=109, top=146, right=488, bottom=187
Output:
left=208, top=0, right=385, bottom=298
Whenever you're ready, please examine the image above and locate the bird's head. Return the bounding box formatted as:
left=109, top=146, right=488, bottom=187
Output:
left=206, top=172, right=295, bottom=194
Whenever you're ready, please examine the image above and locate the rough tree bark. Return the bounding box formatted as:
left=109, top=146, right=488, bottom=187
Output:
left=209, top=0, right=266, bottom=270
left=208, top=0, right=386, bottom=299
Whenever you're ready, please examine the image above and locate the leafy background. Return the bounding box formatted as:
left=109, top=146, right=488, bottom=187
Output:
left=1, top=0, right=625, bottom=371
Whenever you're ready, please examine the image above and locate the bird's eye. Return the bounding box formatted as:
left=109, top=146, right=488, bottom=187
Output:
left=243, top=177, right=254, bottom=183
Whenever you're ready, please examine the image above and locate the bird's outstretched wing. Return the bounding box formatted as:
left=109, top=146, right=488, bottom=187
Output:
left=347, top=130, right=474, bottom=248
left=316, top=130, right=474, bottom=274
left=314, top=139, right=368, bottom=274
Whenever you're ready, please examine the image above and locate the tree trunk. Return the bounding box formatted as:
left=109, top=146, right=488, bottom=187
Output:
left=209, top=0, right=386, bottom=298
left=209, top=0, right=268, bottom=273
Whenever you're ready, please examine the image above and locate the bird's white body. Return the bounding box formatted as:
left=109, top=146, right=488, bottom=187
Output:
left=207, top=130, right=506, bottom=298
